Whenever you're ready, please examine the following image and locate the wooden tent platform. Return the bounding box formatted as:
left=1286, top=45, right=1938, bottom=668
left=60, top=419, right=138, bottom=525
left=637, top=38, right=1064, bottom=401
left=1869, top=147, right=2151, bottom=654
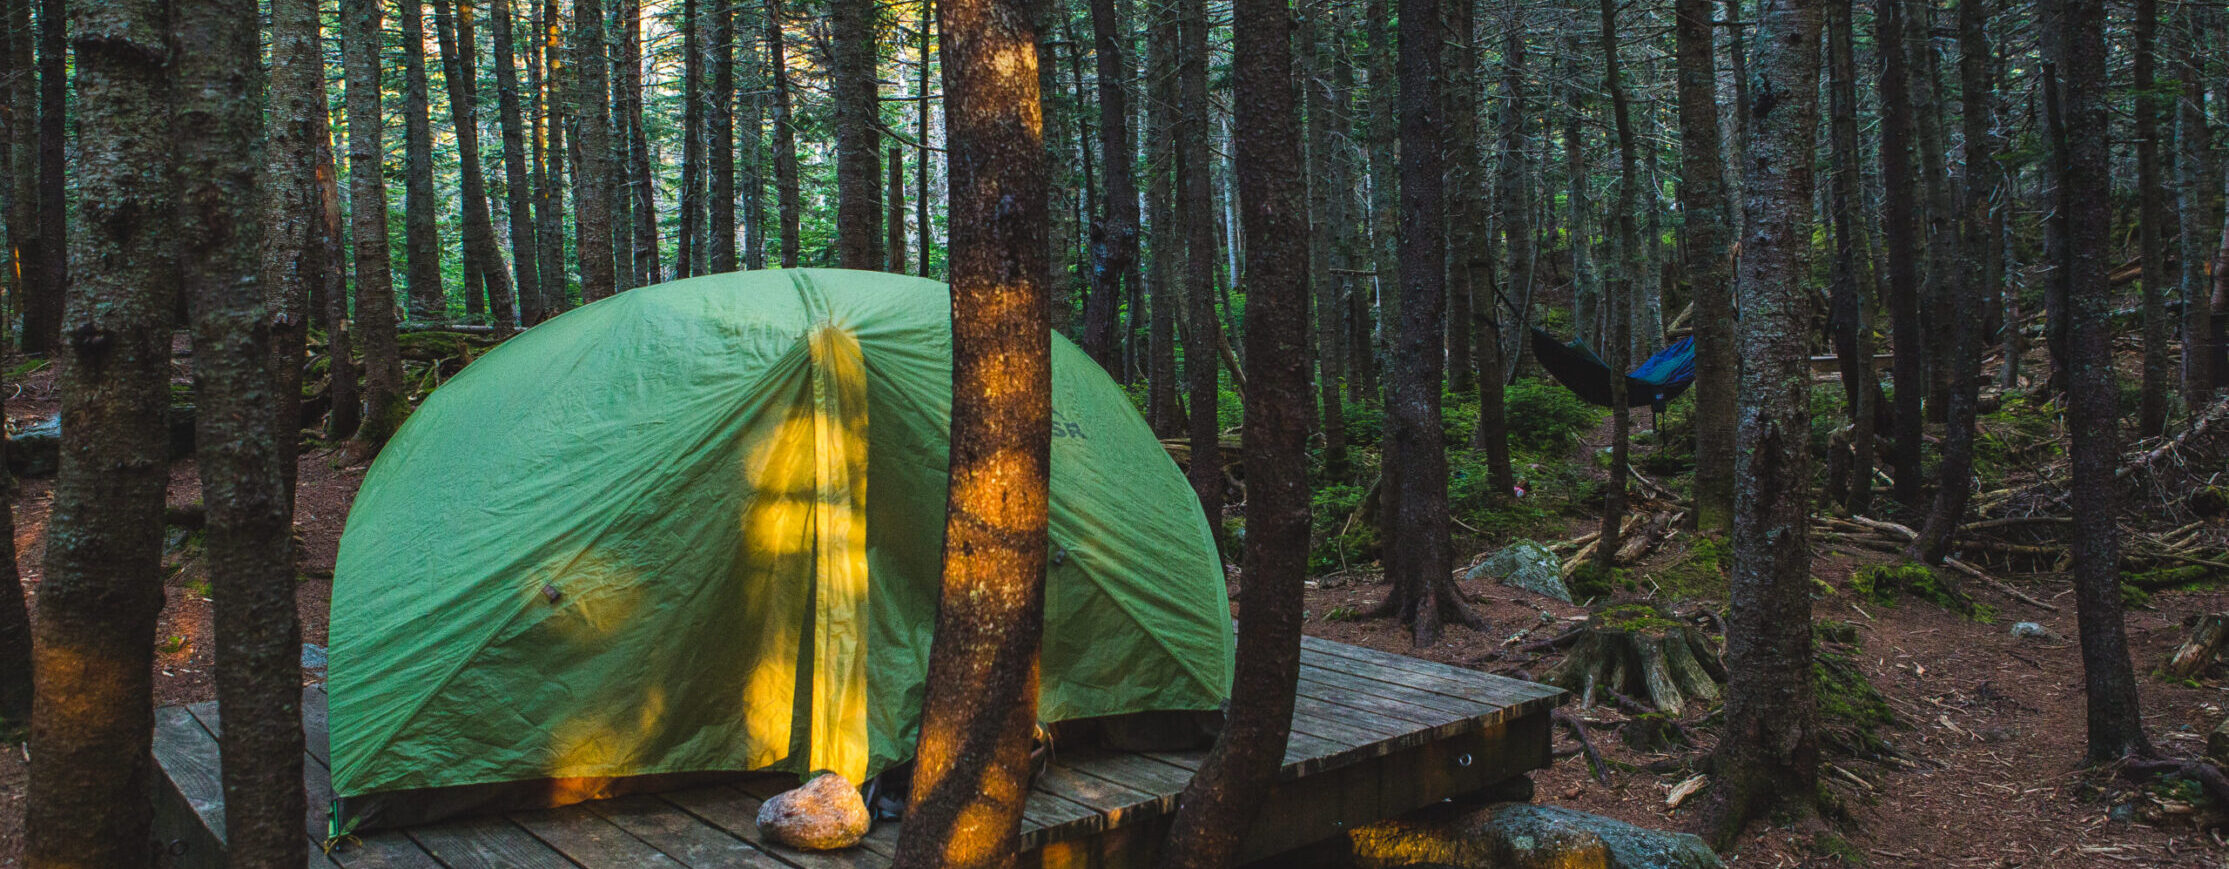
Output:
left=152, top=636, right=1564, bottom=869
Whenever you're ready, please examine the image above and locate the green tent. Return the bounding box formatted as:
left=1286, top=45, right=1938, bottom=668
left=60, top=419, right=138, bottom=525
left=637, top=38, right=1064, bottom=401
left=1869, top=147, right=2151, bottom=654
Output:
left=328, top=269, right=1233, bottom=830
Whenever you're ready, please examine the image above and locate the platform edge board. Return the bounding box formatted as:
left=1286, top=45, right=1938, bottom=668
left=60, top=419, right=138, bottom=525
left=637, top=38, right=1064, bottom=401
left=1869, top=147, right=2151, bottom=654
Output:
left=658, top=785, right=890, bottom=869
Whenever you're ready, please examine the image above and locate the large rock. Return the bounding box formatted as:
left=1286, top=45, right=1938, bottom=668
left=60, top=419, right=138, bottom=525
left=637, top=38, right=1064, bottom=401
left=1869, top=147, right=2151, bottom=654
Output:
left=1469, top=540, right=1571, bottom=603
left=1349, top=803, right=1723, bottom=869
left=756, top=772, right=871, bottom=851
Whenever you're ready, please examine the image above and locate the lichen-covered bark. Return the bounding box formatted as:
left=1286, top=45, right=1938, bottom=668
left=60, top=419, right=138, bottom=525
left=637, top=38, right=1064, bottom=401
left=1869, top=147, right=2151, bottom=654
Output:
left=263, top=0, right=323, bottom=499
left=888, top=0, right=1049, bottom=860
left=343, top=0, right=410, bottom=447
left=1702, top=0, right=1824, bottom=843
left=1156, top=0, right=1309, bottom=856
left=1676, top=0, right=1735, bottom=533
left=832, top=0, right=883, bottom=270
left=401, top=0, right=446, bottom=318
left=2048, top=0, right=2153, bottom=763
left=178, top=0, right=305, bottom=857
left=27, top=0, right=174, bottom=858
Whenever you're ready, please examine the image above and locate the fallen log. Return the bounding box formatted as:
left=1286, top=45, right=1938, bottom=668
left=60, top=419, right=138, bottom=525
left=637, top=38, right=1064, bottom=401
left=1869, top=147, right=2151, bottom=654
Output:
left=2166, top=613, right=2229, bottom=680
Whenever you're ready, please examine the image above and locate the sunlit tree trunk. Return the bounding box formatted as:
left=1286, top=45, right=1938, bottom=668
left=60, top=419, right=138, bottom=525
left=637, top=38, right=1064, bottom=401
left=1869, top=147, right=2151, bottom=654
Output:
left=1157, top=0, right=1310, bottom=856
left=2046, top=0, right=2153, bottom=763
left=345, top=0, right=410, bottom=447
left=889, top=0, right=1050, bottom=860
left=1702, top=0, right=1825, bottom=844
left=26, top=0, right=174, bottom=857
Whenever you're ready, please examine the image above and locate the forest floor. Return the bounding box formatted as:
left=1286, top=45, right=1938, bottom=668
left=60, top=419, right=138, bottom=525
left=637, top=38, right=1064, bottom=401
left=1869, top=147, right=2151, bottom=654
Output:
left=3, top=364, right=2229, bottom=867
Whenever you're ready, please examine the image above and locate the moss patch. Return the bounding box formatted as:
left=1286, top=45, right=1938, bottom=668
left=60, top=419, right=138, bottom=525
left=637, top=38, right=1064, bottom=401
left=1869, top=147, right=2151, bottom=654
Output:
left=1851, top=562, right=1995, bottom=621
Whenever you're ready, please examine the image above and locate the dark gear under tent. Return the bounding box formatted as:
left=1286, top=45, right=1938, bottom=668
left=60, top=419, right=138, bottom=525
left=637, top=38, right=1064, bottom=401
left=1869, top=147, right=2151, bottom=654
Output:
left=1529, top=327, right=1698, bottom=412
left=327, top=269, right=1235, bottom=833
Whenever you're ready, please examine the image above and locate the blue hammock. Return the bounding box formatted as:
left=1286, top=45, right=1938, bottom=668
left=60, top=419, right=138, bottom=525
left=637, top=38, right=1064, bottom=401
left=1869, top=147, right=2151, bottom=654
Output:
left=1529, top=327, right=1697, bottom=412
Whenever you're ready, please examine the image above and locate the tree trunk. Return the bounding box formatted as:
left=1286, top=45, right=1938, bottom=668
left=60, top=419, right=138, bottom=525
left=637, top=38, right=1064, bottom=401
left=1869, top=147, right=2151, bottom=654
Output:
left=317, top=89, right=359, bottom=440
left=1562, top=35, right=1597, bottom=348
left=708, top=0, right=738, bottom=273
left=24, top=0, right=63, bottom=354
left=620, top=0, right=657, bottom=285
left=1476, top=0, right=1525, bottom=491
left=1906, top=0, right=1958, bottom=427
left=25, top=0, right=173, bottom=857
left=770, top=1, right=802, bottom=267
left=178, top=0, right=306, bottom=857
left=679, top=0, right=704, bottom=277
left=1877, top=0, right=1925, bottom=509
left=1679, top=0, right=1736, bottom=532
left=2178, top=1, right=2219, bottom=408
left=535, top=0, right=572, bottom=316
left=1, top=0, right=38, bottom=359
left=436, top=0, right=519, bottom=325
left=916, top=1, right=935, bottom=276
left=1824, top=0, right=1877, bottom=516
left=2046, top=0, right=2153, bottom=761
left=346, top=0, right=411, bottom=447
left=0, top=382, right=20, bottom=727
left=573, top=0, right=616, bottom=300
left=1145, top=2, right=1183, bottom=437
left=744, top=5, right=769, bottom=272
left=1373, top=0, right=1481, bottom=647
left=1441, top=0, right=1479, bottom=410
left=401, top=0, right=445, bottom=319
left=1307, top=9, right=1349, bottom=478
left=833, top=0, right=884, bottom=270
left=1157, top=0, right=1309, bottom=855
left=1909, top=0, right=1994, bottom=562
left=1596, top=0, right=1637, bottom=570
left=888, top=0, right=1050, bottom=859
left=492, top=0, right=542, bottom=322
left=1178, top=0, right=1222, bottom=545
left=265, top=0, right=324, bottom=501
left=1082, top=0, right=1135, bottom=375
left=1702, top=0, right=1825, bottom=843
left=2137, top=0, right=2171, bottom=435
left=1364, top=0, right=1398, bottom=396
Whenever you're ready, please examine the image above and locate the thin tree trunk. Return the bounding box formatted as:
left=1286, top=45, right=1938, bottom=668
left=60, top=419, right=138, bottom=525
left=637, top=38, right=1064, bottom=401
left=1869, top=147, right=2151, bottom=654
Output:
left=573, top=0, right=616, bottom=300
left=1703, top=0, right=1825, bottom=843
left=1442, top=0, right=1477, bottom=402
left=1307, top=8, right=1348, bottom=478
left=2047, top=0, right=2153, bottom=760
left=1680, top=0, right=1736, bottom=532
left=1082, top=0, right=1135, bottom=375
left=1878, top=0, right=1925, bottom=508
left=265, top=0, right=324, bottom=504
left=770, top=0, right=801, bottom=267
left=25, top=0, right=62, bottom=354
left=1909, top=0, right=1993, bottom=562
left=1477, top=0, right=1525, bottom=491
left=1562, top=34, right=1597, bottom=348
left=743, top=2, right=768, bottom=271
left=621, top=0, right=656, bottom=284
left=26, top=0, right=174, bottom=857
left=1365, top=0, right=1398, bottom=393
left=347, top=0, right=410, bottom=446
left=320, top=119, right=359, bottom=440
left=0, top=382, right=20, bottom=727
left=1156, top=0, right=1309, bottom=853
left=1907, top=0, right=1957, bottom=426
left=833, top=0, right=883, bottom=269
left=1178, top=0, right=1221, bottom=544
left=679, top=0, right=703, bottom=277
left=916, top=1, right=935, bottom=276
left=2178, top=2, right=2219, bottom=407
left=1594, top=0, right=1636, bottom=570
left=436, top=0, right=519, bottom=325
left=401, top=0, right=445, bottom=319
left=1824, top=0, right=1877, bottom=516
left=888, top=0, right=1050, bottom=858
left=178, top=0, right=305, bottom=857
left=708, top=0, right=738, bottom=273
left=492, top=0, right=542, bottom=322
left=1145, top=3, right=1183, bottom=436
left=888, top=144, right=908, bottom=272
left=2137, top=0, right=2171, bottom=435
left=0, top=0, right=25, bottom=710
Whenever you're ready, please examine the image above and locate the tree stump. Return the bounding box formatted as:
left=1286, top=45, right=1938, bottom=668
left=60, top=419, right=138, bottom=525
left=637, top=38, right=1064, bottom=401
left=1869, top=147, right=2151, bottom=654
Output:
left=1540, top=605, right=1726, bottom=716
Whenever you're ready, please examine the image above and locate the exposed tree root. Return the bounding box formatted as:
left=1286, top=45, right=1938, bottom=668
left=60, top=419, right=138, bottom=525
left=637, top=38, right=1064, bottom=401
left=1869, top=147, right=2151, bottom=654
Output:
left=1540, top=605, right=1725, bottom=716
left=1551, top=708, right=1609, bottom=783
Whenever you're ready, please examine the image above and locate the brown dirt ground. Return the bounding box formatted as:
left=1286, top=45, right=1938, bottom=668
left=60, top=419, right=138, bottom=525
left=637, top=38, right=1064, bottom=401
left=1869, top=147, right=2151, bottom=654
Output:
left=4, top=364, right=2229, bottom=868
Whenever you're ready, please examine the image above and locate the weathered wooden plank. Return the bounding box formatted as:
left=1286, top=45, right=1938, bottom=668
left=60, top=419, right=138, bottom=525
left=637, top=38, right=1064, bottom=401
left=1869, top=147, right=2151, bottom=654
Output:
left=1297, top=663, right=1487, bottom=718
left=1296, top=674, right=1468, bottom=729
left=1058, top=751, right=1195, bottom=802
left=1302, top=637, right=1562, bottom=708
left=294, top=690, right=445, bottom=868
left=1020, top=760, right=1164, bottom=849
left=407, top=814, right=583, bottom=868
left=587, top=793, right=790, bottom=868
left=154, top=704, right=230, bottom=847
left=660, top=785, right=890, bottom=869
left=511, top=803, right=688, bottom=866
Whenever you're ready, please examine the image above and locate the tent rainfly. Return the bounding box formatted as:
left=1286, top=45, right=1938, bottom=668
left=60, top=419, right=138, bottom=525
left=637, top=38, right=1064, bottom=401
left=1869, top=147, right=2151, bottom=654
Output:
left=327, top=269, right=1234, bottom=833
